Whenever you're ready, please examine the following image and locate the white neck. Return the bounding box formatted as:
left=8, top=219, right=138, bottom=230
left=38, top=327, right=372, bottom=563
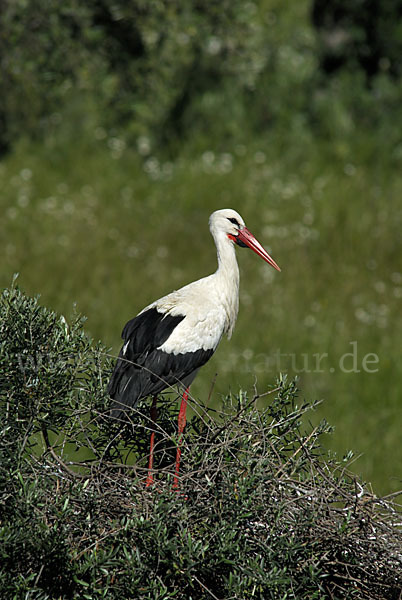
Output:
left=212, top=230, right=240, bottom=339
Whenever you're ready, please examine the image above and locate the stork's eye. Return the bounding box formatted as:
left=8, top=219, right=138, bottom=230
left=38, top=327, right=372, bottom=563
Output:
left=227, top=217, right=240, bottom=227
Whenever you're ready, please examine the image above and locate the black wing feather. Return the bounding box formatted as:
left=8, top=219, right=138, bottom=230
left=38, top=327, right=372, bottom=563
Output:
left=107, top=307, right=213, bottom=418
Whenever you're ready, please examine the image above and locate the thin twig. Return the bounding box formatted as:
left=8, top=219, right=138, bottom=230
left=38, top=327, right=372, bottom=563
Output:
left=41, top=427, right=86, bottom=479
left=209, top=386, right=281, bottom=444
left=192, top=574, right=222, bottom=600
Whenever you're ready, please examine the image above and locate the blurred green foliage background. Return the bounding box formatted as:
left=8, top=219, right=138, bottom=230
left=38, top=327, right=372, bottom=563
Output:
left=1, top=0, right=401, bottom=495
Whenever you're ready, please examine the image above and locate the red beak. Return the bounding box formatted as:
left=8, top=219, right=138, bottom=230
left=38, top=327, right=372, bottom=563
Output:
left=237, top=227, right=281, bottom=272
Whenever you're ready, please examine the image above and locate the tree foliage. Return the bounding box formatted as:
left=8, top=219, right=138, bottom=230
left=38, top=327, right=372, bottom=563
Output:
left=0, top=0, right=271, bottom=152
left=2, top=0, right=402, bottom=155
left=312, top=0, right=402, bottom=79
left=1, top=283, right=401, bottom=599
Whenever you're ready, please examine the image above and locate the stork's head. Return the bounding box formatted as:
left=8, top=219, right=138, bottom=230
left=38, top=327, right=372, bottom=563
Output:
left=209, top=208, right=281, bottom=271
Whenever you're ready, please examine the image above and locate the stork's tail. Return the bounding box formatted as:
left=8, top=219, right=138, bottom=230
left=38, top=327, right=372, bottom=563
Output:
left=107, top=359, right=142, bottom=421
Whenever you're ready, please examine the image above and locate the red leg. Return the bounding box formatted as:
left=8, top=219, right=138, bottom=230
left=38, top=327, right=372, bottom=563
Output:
left=145, top=396, right=158, bottom=488
left=172, top=387, right=189, bottom=490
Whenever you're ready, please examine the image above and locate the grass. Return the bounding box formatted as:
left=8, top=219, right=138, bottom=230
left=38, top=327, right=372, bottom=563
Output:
left=1, top=124, right=401, bottom=496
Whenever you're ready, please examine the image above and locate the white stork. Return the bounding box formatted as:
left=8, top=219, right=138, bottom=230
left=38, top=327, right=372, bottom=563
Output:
left=107, top=208, right=280, bottom=488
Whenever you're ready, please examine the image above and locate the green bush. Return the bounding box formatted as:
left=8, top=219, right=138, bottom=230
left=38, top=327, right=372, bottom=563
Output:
left=1, top=283, right=401, bottom=599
